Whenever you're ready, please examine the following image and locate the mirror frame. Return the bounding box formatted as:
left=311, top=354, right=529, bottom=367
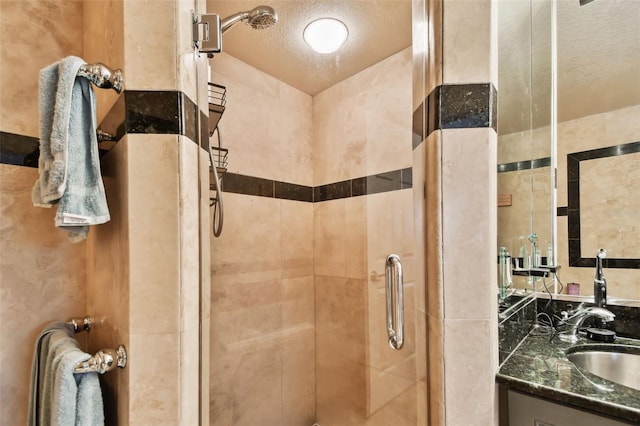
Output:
left=566, top=141, right=640, bottom=269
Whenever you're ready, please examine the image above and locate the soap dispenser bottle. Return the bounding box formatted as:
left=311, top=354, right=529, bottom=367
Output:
left=499, top=247, right=508, bottom=299
left=528, top=233, right=540, bottom=267
left=519, top=236, right=529, bottom=269
left=546, top=242, right=553, bottom=266
left=505, top=250, right=513, bottom=289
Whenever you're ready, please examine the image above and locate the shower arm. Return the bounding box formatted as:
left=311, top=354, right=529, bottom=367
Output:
left=220, top=12, right=249, bottom=33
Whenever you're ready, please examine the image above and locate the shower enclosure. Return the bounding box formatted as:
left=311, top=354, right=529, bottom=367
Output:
left=204, top=4, right=427, bottom=423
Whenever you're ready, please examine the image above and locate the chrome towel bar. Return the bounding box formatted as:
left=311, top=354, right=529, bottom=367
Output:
left=67, top=316, right=127, bottom=374
left=78, top=62, right=124, bottom=93
left=76, top=62, right=124, bottom=143
left=74, top=345, right=127, bottom=374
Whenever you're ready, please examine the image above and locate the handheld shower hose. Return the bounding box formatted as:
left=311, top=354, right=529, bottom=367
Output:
left=209, top=127, right=224, bottom=237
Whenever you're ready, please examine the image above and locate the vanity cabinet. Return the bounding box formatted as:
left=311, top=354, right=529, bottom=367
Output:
left=507, top=391, right=631, bottom=426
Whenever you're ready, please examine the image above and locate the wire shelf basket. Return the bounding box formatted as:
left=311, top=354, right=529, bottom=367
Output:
left=208, top=83, right=226, bottom=137
left=209, top=148, right=227, bottom=192
left=211, top=146, right=228, bottom=175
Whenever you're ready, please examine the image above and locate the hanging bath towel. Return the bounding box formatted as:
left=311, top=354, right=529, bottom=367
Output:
left=28, top=323, right=105, bottom=426
left=32, top=56, right=110, bottom=242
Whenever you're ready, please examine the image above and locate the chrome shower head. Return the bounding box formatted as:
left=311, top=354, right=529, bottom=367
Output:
left=221, top=5, right=278, bottom=33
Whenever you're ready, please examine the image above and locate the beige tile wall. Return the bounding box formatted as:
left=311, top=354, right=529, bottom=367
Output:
left=440, top=127, right=499, bottom=426
left=83, top=0, right=124, bottom=123
left=579, top=154, right=639, bottom=259
left=84, top=135, right=214, bottom=426
left=498, top=126, right=553, bottom=164
left=0, top=2, right=87, bottom=424
left=208, top=45, right=421, bottom=426
left=556, top=104, right=640, bottom=300
left=424, top=128, right=445, bottom=426
left=209, top=52, right=314, bottom=186
left=112, top=0, right=209, bottom=422
left=208, top=49, right=316, bottom=426
left=313, top=48, right=424, bottom=426
left=209, top=193, right=315, bottom=426
left=411, top=135, right=428, bottom=426
left=2, top=1, right=210, bottom=425
left=497, top=125, right=554, bottom=285
left=0, top=0, right=83, bottom=137
left=86, top=137, right=130, bottom=425
left=442, top=0, right=493, bottom=84
left=0, top=165, right=88, bottom=426
left=208, top=59, right=314, bottom=421
left=429, top=0, right=500, bottom=425
left=497, top=166, right=554, bottom=267
left=313, top=48, right=413, bottom=186
left=498, top=99, right=640, bottom=300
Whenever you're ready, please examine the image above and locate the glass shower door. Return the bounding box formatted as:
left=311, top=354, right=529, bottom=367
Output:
left=206, top=7, right=425, bottom=425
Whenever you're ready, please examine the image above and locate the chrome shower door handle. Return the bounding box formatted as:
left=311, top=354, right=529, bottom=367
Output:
left=385, top=254, right=404, bottom=350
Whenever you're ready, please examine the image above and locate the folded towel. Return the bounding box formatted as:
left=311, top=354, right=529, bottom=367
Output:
left=28, top=323, right=105, bottom=426
left=32, top=56, right=110, bottom=242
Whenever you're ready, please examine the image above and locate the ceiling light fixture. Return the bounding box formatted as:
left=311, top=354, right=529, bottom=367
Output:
left=303, top=18, right=349, bottom=54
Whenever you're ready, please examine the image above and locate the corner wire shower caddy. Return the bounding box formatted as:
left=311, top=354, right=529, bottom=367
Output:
left=207, top=82, right=227, bottom=238
left=208, top=82, right=228, bottom=181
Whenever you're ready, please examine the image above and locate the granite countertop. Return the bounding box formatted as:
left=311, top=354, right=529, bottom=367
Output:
left=497, top=332, right=640, bottom=423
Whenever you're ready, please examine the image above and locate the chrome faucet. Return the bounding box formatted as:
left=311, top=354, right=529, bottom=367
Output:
left=594, top=248, right=607, bottom=308
left=559, top=306, right=615, bottom=343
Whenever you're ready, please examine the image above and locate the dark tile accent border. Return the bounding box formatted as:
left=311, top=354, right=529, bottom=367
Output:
left=366, top=170, right=402, bottom=195
left=314, top=180, right=351, bottom=202
left=1, top=90, right=203, bottom=168
left=497, top=157, right=551, bottom=173
left=439, top=83, right=497, bottom=131
left=412, top=102, right=424, bottom=149
left=98, top=90, right=200, bottom=146
left=567, top=140, right=640, bottom=269
left=222, top=173, right=274, bottom=198
left=275, top=181, right=314, bottom=202
left=412, top=83, right=498, bottom=149
left=401, top=167, right=412, bottom=188
left=200, top=109, right=209, bottom=151
left=0, top=132, right=39, bottom=168
left=221, top=168, right=413, bottom=203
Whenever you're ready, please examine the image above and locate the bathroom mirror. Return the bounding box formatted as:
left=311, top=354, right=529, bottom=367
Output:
left=499, top=0, right=640, bottom=302
left=554, top=0, right=640, bottom=299
left=497, top=0, right=556, bottom=305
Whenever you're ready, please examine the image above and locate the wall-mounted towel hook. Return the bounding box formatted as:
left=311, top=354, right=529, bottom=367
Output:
left=74, top=344, right=127, bottom=374
left=78, top=63, right=124, bottom=93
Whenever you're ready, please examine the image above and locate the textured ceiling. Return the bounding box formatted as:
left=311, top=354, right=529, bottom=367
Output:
left=206, top=0, right=640, bottom=132
left=206, top=0, right=412, bottom=95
